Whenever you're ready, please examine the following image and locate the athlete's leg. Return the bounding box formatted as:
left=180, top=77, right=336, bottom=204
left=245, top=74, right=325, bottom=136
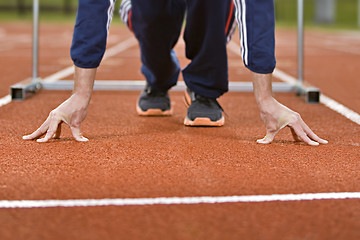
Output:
left=182, top=0, right=233, bottom=99
left=131, top=0, right=186, bottom=92
left=182, top=0, right=234, bottom=126
left=233, top=0, right=276, bottom=74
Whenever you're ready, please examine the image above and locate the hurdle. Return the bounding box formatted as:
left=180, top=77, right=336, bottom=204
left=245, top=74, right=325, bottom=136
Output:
left=10, top=0, right=41, bottom=100
left=10, top=0, right=320, bottom=103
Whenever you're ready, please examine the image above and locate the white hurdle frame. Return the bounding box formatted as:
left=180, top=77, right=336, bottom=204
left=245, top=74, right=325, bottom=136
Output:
left=10, top=0, right=320, bottom=103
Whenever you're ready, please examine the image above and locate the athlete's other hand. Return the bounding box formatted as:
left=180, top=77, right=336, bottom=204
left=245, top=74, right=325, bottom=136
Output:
left=252, top=72, right=327, bottom=146
left=256, top=97, right=328, bottom=146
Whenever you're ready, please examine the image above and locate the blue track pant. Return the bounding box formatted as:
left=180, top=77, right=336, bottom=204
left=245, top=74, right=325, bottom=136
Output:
left=233, top=0, right=276, bottom=74
left=131, top=0, right=234, bottom=98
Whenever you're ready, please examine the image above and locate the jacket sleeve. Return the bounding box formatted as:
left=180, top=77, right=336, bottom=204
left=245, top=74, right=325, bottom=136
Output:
left=70, top=0, right=115, bottom=68
left=233, top=0, right=276, bottom=74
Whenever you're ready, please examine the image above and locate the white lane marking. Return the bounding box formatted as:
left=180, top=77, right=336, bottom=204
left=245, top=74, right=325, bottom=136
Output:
left=1, top=192, right=360, bottom=209
left=307, top=34, right=360, bottom=55
left=272, top=68, right=297, bottom=85
left=228, top=41, right=360, bottom=126
left=0, top=95, right=11, bottom=107
left=0, top=37, right=138, bottom=106
left=272, top=68, right=360, bottom=126
left=43, top=37, right=137, bottom=83
left=320, top=95, right=360, bottom=125
left=42, top=65, right=75, bottom=83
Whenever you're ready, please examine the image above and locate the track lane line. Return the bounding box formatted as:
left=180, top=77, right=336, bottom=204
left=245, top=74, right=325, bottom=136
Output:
left=42, top=37, right=137, bottom=83
left=0, top=95, right=11, bottom=107
left=272, top=68, right=360, bottom=125
left=0, top=37, right=138, bottom=105
left=1, top=192, right=360, bottom=209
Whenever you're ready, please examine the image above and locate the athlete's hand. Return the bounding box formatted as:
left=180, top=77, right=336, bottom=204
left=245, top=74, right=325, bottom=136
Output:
left=23, top=94, right=89, bottom=142
left=257, top=97, right=328, bottom=146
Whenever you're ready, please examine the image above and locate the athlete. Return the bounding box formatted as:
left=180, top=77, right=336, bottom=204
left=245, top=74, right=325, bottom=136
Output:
left=23, top=0, right=327, bottom=145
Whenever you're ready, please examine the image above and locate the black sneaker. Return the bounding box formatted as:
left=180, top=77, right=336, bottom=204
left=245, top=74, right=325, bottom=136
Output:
left=137, top=84, right=173, bottom=116
left=184, top=88, right=224, bottom=126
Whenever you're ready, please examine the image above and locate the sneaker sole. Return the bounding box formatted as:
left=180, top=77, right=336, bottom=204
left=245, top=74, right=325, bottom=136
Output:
left=184, top=116, right=225, bottom=127
left=136, top=104, right=173, bottom=116
left=183, top=90, right=224, bottom=127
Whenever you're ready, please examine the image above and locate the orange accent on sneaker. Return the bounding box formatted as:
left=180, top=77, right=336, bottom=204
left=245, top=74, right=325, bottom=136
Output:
left=225, top=1, right=234, bottom=35
left=184, top=90, right=191, bottom=108
left=184, top=116, right=225, bottom=127
left=128, top=10, right=133, bottom=32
